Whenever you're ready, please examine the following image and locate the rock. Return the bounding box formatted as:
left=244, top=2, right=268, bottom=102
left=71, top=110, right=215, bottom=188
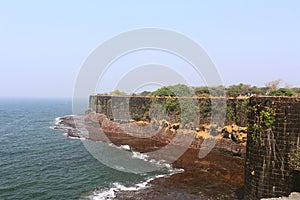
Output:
left=223, top=130, right=230, bottom=138
left=261, top=192, right=300, bottom=200
left=135, top=121, right=149, bottom=126
left=232, top=124, right=239, bottom=132
left=171, top=123, right=180, bottom=130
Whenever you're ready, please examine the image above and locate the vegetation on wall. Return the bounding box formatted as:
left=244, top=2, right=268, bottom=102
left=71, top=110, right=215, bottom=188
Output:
left=249, top=102, right=276, bottom=146
left=100, top=80, right=298, bottom=125
left=251, top=106, right=276, bottom=133
left=150, top=84, right=198, bottom=125
left=132, top=113, right=143, bottom=121
left=288, top=147, right=300, bottom=171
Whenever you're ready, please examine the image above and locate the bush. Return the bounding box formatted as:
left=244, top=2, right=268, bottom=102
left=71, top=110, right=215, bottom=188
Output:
left=269, top=88, right=296, bottom=97
left=132, top=113, right=143, bottom=121
left=289, top=147, right=300, bottom=171
left=110, top=90, right=127, bottom=96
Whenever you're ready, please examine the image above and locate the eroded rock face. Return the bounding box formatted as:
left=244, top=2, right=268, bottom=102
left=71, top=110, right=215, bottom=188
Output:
left=55, top=113, right=247, bottom=157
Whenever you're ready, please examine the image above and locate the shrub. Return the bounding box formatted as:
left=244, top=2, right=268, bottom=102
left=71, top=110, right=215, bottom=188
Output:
left=289, top=147, right=300, bottom=171
left=269, top=88, right=296, bottom=97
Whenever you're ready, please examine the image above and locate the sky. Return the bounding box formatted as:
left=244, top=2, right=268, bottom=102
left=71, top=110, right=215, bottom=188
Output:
left=1, top=0, right=300, bottom=97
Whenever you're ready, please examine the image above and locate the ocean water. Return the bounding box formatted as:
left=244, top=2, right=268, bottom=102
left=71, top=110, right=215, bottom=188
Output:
left=0, top=98, right=167, bottom=200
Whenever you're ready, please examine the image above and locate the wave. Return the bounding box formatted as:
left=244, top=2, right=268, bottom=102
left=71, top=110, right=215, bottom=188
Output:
left=54, top=117, right=63, bottom=125
left=131, top=151, right=184, bottom=174
left=119, top=144, right=131, bottom=151
left=131, top=151, right=149, bottom=161
left=52, top=115, right=185, bottom=200
left=83, top=145, right=184, bottom=200
left=84, top=174, right=169, bottom=200
left=61, top=132, right=85, bottom=140
left=80, top=142, right=184, bottom=200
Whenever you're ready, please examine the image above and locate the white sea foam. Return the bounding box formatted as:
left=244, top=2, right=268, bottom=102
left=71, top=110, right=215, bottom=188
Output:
left=130, top=151, right=184, bottom=174
left=86, top=173, right=171, bottom=200
left=84, top=148, right=185, bottom=200
left=120, top=144, right=131, bottom=151
left=53, top=116, right=185, bottom=175
left=131, top=151, right=149, bottom=161
left=68, top=135, right=83, bottom=140
left=54, top=117, right=63, bottom=125
left=88, top=187, right=116, bottom=200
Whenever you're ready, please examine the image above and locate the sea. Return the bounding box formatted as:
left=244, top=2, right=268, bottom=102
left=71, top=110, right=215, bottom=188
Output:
left=0, top=98, right=172, bottom=200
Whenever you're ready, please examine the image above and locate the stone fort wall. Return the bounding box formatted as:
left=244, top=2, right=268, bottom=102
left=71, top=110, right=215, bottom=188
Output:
left=244, top=97, right=300, bottom=199
left=89, top=95, right=300, bottom=199
left=89, top=95, right=249, bottom=126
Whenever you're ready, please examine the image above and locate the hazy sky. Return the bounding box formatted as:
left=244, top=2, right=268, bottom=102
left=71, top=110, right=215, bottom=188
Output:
left=1, top=1, right=300, bottom=97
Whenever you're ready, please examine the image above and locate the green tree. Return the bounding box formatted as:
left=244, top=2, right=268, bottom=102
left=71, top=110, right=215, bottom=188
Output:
left=291, top=87, right=300, bottom=96
left=194, top=86, right=225, bottom=97
left=269, top=88, right=296, bottom=97
left=226, top=83, right=251, bottom=97
left=110, top=90, right=126, bottom=96
left=151, top=86, right=174, bottom=96
left=210, top=86, right=226, bottom=96
left=152, top=84, right=193, bottom=97
left=194, top=87, right=210, bottom=97
left=139, top=91, right=152, bottom=96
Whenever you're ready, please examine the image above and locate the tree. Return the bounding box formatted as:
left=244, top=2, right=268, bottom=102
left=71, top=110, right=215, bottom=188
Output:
left=139, top=91, right=152, bottom=96
left=151, top=86, right=174, bottom=96
left=152, top=84, right=193, bottom=97
left=265, top=79, right=281, bottom=93
left=210, top=86, right=226, bottom=97
left=269, top=88, right=296, bottom=97
left=194, top=87, right=210, bottom=97
left=110, top=90, right=126, bottom=96
left=226, top=83, right=251, bottom=97
left=291, top=87, right=300, bottom=96
left=194, top=86, right=226, bottom=97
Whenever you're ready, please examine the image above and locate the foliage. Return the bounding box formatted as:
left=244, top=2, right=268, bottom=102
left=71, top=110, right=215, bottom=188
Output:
left=248, top=104, right=276, bottom=146
left=269, top=88, right=296, bottom=97
left=139, top=91, right=152, bottom=96
left=248, top=86, right=269, bottom=96
left=260, top=107, right=276, bottom=128
left=210, top=86, right=226, bottom=96
left=151, top=84, right=193, bottom=97
left=225, top=84, right=271, bottom=97
left=226, top=83, right=251, bottom=97
left=110, top=90, right=126, bottom=96
left=291, top=87, right=300, bottom=96
left=289, top=147, right=300, bottom=171
left=194, top=86, right=226, bottom=97
left=132, top=113, right=143, bottom=121
left=251, top=105, right=276, bottom=133
left=109, top=81, right=299, bottom=98
left=147, top=84, right=198, bottom=125
left=194, top=87, right=210, bottom=97
left=163, top=98, right=179, bottom=113
left=265, top=79, right=281, bottom=92
left=151, top=86, right=174, bottom=96
left=178, top=98, right=199, bottom=125
left=226, top=106, right=235, bottom=123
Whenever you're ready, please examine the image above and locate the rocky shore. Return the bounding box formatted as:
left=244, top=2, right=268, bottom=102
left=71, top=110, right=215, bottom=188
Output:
left=54, top=113, right=246, bottom=199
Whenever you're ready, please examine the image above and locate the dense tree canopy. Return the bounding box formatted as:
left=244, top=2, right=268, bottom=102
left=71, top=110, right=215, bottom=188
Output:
left=269, top=88, right=296, bottom=97
left=151, top=84, right=193, bottom=97
left=109, top=83, right=300, bottom=97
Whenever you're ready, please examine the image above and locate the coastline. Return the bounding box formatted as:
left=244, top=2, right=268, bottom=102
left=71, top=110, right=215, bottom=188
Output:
left=53, top=114, right=246, bottom=199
